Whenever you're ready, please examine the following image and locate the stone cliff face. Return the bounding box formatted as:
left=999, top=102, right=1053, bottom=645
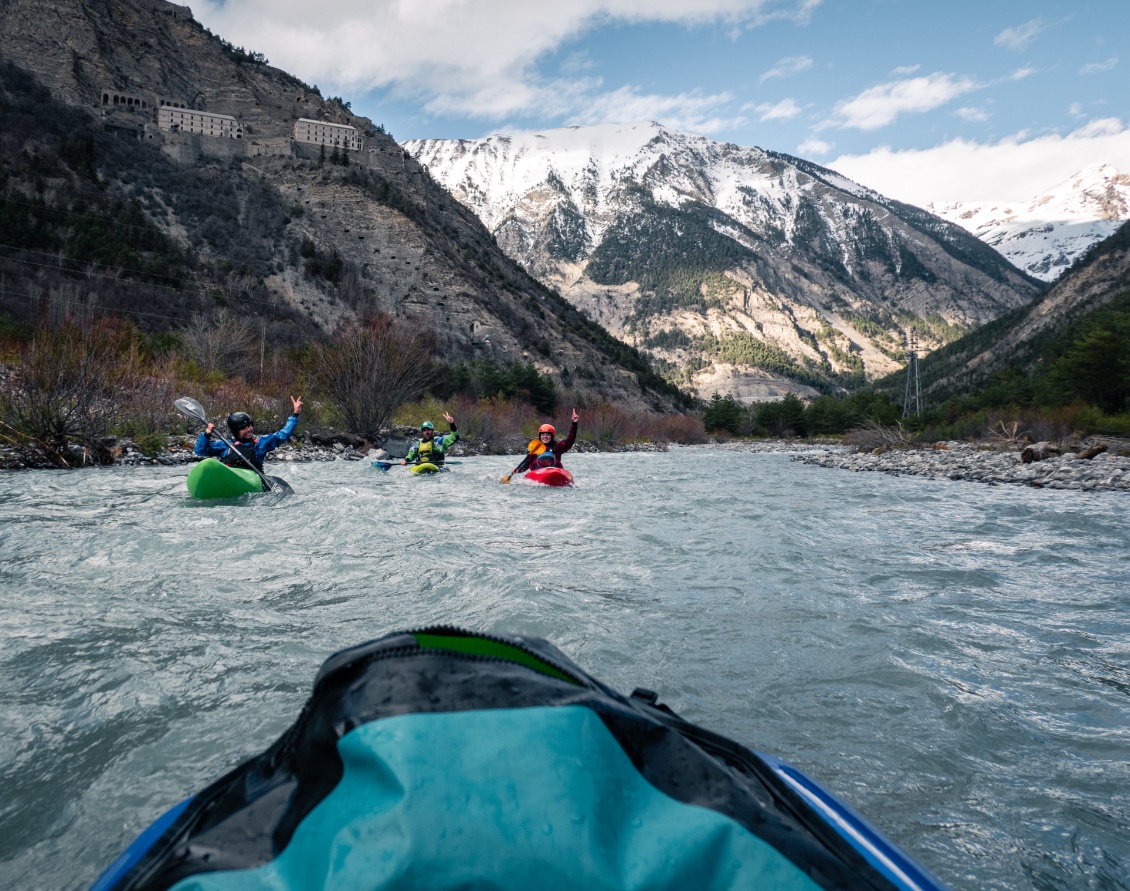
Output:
left=408, top=123, right=1043, bottom=401
left=0, top=0, right=681, bottom=409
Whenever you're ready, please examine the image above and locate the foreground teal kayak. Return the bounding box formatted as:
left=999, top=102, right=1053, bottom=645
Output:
left=89, top=628, right=948, bottom=891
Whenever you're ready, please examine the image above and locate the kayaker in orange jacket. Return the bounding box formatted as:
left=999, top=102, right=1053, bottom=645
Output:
left=503, top=409, right=579, bottom=482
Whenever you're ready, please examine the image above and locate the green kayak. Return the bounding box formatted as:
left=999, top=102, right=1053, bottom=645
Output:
left=186, top=458, right=264, bottom=498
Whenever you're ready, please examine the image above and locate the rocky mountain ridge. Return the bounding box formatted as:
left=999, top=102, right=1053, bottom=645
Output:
left=407, top=122, right=1041, bottom=402
left=0, top=0, right=685, bottom=409
left=929, top=164, right=1130, bottom=283
left=894, top=221, right=1130, bottom=400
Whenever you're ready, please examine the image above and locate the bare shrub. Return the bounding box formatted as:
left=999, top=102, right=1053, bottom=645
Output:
left=844, top=419, right=916, bottom=450
left=583, top=402, right=636, bottom=444
left=986, top=417, right=1029, bottom=446
left=118, top=366, right=180, bottom=436
left=650, top=411, right=707, bottom=444
left=310, top=316, right=435, bottom=441
left=391, top=391, right=707, bottom=451
left=1, top=322, right=138, bottom=465
left=568, top=399, right=706, bottom=446
left=180, top=309, right=256, bottom=378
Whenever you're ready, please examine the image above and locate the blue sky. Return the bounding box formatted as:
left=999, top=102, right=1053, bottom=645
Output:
left=196, top=0, right=1129, bottom=206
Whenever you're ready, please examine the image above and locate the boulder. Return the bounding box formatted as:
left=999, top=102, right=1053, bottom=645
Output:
left=1076, top=443, right=1108, bottom=460
left=306, top=428, right=367, bottom=449
left=1020, top=441, right=1061, bottom=463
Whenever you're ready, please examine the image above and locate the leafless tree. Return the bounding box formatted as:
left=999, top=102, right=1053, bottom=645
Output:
left=181, top=309, right=256, bottom=378
left=1, top=322, right=138, bottom=465
left=844, top=419, right=916, bottom=450
left=310, top=316, right=435, bottom=441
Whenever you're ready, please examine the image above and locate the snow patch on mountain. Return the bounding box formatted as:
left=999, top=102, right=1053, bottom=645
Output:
left=929, top=164, right=1130, bottom=281
left=408, top=122, right=822, bottom=249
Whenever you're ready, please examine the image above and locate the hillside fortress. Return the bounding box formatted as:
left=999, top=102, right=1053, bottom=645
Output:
left=100, top=84, right=372, bottom=164
left=98, top=83, right=368, bottom=165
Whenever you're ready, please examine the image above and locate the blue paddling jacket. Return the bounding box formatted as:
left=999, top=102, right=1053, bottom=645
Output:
left=194, top=414, right=300, bottom=471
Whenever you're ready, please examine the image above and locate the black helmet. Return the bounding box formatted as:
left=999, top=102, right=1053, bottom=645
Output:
left=227, top=412, right=253, bottom=436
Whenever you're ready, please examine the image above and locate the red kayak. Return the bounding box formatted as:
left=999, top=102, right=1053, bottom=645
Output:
left=525, top=467, right=574, bottom=487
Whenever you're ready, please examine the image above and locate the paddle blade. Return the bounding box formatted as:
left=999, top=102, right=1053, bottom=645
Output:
left=500, top=475, right=511, bottom=484
left=174, top=397, right=207, bottom=425
left=371, top=461, right=392, bottom=471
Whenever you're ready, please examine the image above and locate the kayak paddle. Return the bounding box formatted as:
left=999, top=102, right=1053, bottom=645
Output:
left=502, top=439, right=544, bottom=483
left=175, top=397, right=280, bottom=494
left=373, top=460, right=461, bottom=471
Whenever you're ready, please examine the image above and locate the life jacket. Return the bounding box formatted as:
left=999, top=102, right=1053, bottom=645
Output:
left=414, top=438, right=442, bottom=465
left=223, top=438, right=262, bottom=471
left=533, top=441, right=561, bottom=469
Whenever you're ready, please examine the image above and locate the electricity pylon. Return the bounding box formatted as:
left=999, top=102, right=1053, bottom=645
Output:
left=902, top=331, right=921, bottom=418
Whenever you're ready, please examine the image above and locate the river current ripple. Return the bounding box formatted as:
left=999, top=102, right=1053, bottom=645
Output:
left=1, top=447, right=1128, bottom=890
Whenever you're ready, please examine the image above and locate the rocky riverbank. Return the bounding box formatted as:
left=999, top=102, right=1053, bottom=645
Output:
left=0, top=426, right=670, bottom=470
left=790, top=439, right=1130, bottom=493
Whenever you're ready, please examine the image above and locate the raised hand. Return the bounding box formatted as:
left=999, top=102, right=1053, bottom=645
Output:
left=443, top=411, right=455, bottom=424
left=571, top=408, right=579, bottom=423
left=291, top=396, right=303, bottom=414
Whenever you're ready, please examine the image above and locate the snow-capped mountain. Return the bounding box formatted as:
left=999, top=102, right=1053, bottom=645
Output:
left=407, top=122, right=1040, bottom=400
left=930, top=164, right=1130, bottom=282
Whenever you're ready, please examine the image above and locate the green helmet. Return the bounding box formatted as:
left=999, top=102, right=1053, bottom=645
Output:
left=420, top=421, right=434, bottom=431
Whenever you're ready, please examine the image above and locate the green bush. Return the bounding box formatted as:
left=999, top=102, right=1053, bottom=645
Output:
left=134, top=431, right=169, bottom=457
left=703, top=393, right=744, bottom=434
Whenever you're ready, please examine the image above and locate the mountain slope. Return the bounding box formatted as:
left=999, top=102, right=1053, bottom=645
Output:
left=0, top=0, right=686, bottom=409
left=929, top=164, right=1130, bottom=282
left=880, top=220, right=1130, bottom=401
left=407, top=122, right=1041, bottom=401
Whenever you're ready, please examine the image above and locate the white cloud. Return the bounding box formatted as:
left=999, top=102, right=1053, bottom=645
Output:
left=890, top=65, right=921, bottom=76
left=798, top=138, right=832, bottom=156
left=755, top=98, right=802, bottom=121
left=1069, top=102, right=1085, bottom=117
left=193, top=0, right=812, bottom=126
left=994, top=18, right=1044, bottom=51
left=831, top=72, right=978, bottom=130
left=1080, top=56, right=1118, bottom=75
left=1074, top=117, right=1124, bottom=138
left=1009, top=67, right=1036, bottom=81
left=829, top=119, right=1130, bottom=207
left=955, top=106, right=989, bottom=122
left=758, top=55, right=813, bottom=85
left=565, top=86, right=743, bottom=135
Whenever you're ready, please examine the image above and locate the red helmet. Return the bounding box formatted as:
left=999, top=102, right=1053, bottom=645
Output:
left=538, top=424, right=555, bottom=435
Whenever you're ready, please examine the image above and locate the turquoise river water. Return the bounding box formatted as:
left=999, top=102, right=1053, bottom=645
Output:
left=1, top=447, right=1128, bottom=890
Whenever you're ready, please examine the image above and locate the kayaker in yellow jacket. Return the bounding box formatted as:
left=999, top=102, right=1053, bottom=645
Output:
left=401, top=412, right=458, bottom=467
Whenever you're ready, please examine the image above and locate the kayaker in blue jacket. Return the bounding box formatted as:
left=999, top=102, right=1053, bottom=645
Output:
left=195, top=396, right=303, bottom=472
left=401, top=412, right=458, bottom=467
